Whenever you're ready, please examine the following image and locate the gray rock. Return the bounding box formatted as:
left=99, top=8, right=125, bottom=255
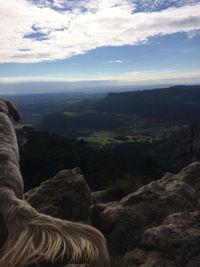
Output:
left=24, top=162, right=200, bottom=266
left=25, top=167, right=91, bottom=222
left=91, top=162, right=200, bottom=266
left=125, top=249, right=176, bottom=267
left=92, top=190, right=109, bottom=204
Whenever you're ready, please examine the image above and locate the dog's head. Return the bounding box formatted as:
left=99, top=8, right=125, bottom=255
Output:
left=0, top=99, right=21, bottom=122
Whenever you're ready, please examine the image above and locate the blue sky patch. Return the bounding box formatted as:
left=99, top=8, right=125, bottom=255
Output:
left=0, top=0, right=200, bottom=90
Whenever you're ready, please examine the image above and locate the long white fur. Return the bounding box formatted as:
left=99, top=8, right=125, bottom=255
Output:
left=0, top=99, right=109, bottom=267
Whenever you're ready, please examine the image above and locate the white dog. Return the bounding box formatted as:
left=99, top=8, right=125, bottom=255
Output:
left=0, top=99, right=109, bottom=267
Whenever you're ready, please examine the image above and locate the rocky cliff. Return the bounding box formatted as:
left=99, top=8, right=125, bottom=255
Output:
left=25, top=162, right=200, bottom=267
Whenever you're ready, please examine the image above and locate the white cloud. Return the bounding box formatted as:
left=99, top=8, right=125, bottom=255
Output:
left=118, top=70, right=200, bottom=84
left=1, top=70, right=200, bottom=85
left=106, top=60, right=124, bottom=64
left=0, top=0, right=200, bottom=63
left=187, top=29, right=200, bottom=38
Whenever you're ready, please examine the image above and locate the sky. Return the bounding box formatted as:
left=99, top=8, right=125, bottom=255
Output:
left=0, top=0, right=200, bottom=93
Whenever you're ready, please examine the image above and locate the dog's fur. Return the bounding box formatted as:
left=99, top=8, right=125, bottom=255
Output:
left=0, top=99, right=109, bottom=267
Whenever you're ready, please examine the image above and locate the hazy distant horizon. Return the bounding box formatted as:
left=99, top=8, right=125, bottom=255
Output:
left=0, top=81, right=200, bottom=96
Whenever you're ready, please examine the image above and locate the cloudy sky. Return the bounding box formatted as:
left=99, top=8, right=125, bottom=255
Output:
left=0, top=0, right=200, bottom=93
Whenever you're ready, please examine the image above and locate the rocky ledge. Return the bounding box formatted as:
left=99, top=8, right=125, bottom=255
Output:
left=25, top=162, right=200, bottom=267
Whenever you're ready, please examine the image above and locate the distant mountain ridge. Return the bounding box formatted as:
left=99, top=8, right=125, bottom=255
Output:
left=102, top=85, right=200, bottom=105
left=99, top=85, right=200, bottom=121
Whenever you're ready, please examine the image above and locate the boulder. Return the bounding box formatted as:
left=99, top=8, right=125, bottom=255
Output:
left=125, top=210, right=200, bottom=267
left=92, top=190, right=112, bottom=204
left=91, top=162, right=200, bottom=266
left=25, top=167, right=91, bottom=222
left=25, top=162, right=200, bottom=266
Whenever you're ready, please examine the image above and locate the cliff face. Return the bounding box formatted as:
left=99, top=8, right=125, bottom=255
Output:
left=25, top=162, right=200, bottom=267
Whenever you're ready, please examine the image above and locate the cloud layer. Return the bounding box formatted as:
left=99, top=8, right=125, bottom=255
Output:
left=1, top=70, right=200, bottom=85
left=1, top=0, right=200, bottom=63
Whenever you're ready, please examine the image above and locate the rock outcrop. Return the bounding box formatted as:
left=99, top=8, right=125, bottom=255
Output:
left=25, top=162, right=200, bottom=267
left=25, top=167, right=91, bottom=222
left=91, top=162, right=200, bottom=266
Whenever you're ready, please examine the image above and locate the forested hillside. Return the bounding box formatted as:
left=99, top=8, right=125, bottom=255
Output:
left=99, top=85, right=200, bottom=120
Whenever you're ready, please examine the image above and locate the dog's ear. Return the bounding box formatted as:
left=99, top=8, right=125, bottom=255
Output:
left=5, top=101, right=21, bottom=122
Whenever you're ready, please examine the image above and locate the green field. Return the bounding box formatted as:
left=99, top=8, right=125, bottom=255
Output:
left=63, top=111, right=77, bottom=116
left=79, top=131, right=114, bottom=145
left=45, top=107, right=187, bottom=146
left=15, top=124, right=32, bottom=130
left=77, top=122, right=186, bottom=146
